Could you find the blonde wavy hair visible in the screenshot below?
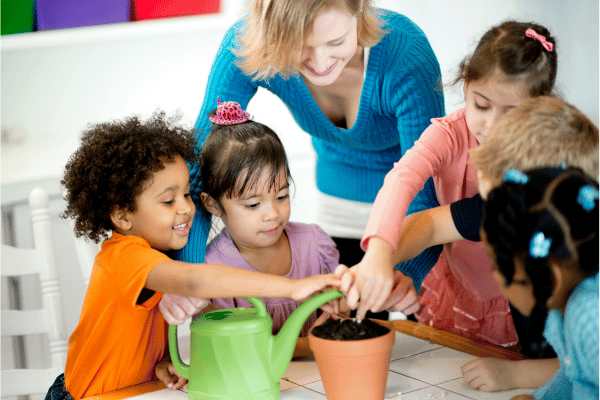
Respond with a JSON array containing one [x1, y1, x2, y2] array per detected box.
[[236, 0, 385, 80], [471, 96, 599, 189]]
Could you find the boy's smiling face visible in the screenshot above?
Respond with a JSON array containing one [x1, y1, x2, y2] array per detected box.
[[113, 154, 195, 251]]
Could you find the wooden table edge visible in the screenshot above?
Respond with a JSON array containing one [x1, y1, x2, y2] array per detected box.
[[392, 319, 526, 361], [83, 321, 525, 399], [82, 379, 167, 400]]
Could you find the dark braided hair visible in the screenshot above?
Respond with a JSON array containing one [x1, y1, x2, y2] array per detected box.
[[484, 167, 599, 311]]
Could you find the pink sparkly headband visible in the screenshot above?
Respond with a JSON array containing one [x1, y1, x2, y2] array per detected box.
[[209, 98, 250, 125], [525, 28, 553, 52]]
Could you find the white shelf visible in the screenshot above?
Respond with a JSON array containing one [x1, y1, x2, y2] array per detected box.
[[1, 0, 246, 50]]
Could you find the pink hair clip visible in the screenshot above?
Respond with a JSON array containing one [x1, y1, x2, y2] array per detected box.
[[209, 97, 250, 125], [525, 28, 553, 52]]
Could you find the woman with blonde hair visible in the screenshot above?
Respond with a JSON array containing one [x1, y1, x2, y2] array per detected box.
[[169, 0, 445, 321]]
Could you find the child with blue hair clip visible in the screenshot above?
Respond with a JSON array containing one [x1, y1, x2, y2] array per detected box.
[[483, 167, 598, 399]]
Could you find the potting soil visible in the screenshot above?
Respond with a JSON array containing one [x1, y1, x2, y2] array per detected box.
[[311, 318, 389, 340]]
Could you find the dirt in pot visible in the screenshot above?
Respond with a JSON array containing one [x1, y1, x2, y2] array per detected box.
[[311, 318, 390, 340]]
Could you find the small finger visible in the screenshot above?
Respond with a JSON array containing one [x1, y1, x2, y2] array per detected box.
[[357, 280, 376, 313], [340, 272, 354, 294], [334, 264, 349, 276], [346, 284, 360, 309], [400, 301, 420, 316], [371, 281, 393, 312], [171, 377, 188, 390]]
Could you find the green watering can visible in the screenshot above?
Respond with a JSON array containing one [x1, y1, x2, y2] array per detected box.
[[169, 289, 343, 400]]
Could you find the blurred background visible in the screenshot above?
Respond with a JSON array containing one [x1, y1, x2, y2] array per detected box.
[[1, 1, 598, 395]]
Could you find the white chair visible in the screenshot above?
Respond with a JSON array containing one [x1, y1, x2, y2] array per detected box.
[[63, 189, 100, 287], [70, 221, 99, 287], [1, 188, 68, 397]]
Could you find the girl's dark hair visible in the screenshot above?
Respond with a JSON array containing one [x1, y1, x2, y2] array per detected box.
[[454, 20, 557, 96], [200, 110, 292, 216], [483, 167, 599, 309], [61, 111, 200, 243]]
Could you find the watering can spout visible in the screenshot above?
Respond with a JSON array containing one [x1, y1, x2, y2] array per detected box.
[[271, 289, 343, 379]]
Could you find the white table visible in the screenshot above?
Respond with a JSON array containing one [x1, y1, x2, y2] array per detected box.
[[85, 321, 533, 400]]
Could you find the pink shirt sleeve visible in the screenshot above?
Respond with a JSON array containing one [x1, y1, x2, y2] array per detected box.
[[361, 110, 470, 251]]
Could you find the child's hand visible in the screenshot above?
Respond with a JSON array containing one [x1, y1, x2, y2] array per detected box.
[[155, 358, 187, 390], [159, 294, 210, 325], [379, 270, 419, 316], [461, 358, 518, 392], [337, 241, 396, 320], [319, 296, 350, 318], [289, 273, 341, 301]]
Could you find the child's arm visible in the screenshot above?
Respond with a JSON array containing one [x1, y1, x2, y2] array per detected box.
[[146, 260, 340, 300], [347, 204, 464, 320]]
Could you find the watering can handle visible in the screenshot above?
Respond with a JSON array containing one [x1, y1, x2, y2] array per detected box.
[[243, 297, 269, 317], [168, 324, 189, 379]]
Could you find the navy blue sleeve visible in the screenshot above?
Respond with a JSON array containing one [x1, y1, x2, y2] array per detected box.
[[395, 178, 443, 292], [449, 194, 485, 242]]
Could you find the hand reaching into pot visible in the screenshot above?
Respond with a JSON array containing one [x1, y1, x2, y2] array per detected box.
[[334, 264, 420, 321]]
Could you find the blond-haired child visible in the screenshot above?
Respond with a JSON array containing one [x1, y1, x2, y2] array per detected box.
[[338, 95, 598, 391]]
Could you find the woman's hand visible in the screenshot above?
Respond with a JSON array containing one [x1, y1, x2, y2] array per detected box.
[[159, 294, 210, 325], [155, 355, 187, 390], [288, 273, 341, 302]]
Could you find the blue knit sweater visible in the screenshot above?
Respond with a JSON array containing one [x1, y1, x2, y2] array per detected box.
[[177, 9, 445, 288]]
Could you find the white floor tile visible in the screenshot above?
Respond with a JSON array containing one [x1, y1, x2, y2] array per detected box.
[[389, 347, 477, 385], [282, 355, 322, 385], [279, 386, 327, 399], [439, 378, 534, 400], [386, 386, 474, 400], [384, 371, 436, 398], [391, 332, 444, 360], [301, 370, 430, 399], [130, 389, 187, 399], [280, 379, 301, 391]]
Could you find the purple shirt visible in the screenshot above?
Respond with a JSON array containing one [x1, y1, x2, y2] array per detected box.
[[207, 222, 340, 336]]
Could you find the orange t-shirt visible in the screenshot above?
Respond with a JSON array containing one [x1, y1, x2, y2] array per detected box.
[[65, 233, 169, 399]]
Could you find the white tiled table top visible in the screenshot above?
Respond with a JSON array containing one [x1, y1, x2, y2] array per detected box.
[[131, 330, 533, 400]]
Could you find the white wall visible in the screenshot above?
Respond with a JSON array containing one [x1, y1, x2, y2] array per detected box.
[[379, 0, 599, 122], [1, 0, 598, 365]]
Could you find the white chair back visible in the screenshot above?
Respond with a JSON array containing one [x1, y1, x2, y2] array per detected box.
[[63, 190, 100, 286], [1, 188, 68, 397]]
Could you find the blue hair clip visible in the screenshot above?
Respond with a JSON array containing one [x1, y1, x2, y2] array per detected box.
[[560, 162, 567, 169], [577, 185, 599, 212], [529, 232, 552, 258], [504, 169, 529, 184]]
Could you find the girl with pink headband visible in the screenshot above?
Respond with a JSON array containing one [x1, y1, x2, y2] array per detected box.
[[343, 17, 558, 367]]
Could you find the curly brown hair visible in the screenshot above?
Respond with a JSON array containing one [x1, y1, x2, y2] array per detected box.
[[61, 111, 200, 243]]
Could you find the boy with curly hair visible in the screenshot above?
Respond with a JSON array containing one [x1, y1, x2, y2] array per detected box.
[[46, 112, 340, 399]]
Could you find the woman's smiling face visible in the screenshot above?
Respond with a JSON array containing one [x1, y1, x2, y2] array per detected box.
[[298, 7, 359, 87]]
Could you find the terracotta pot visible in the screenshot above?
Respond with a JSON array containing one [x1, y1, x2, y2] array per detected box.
[[308, 319, 395, 400]]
